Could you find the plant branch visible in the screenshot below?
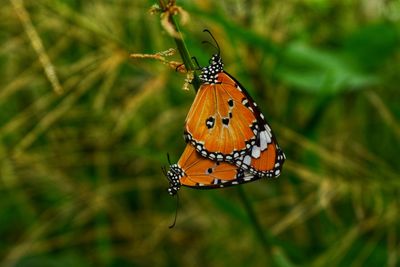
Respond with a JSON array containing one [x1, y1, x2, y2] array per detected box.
[[158, 0, 201, 91]]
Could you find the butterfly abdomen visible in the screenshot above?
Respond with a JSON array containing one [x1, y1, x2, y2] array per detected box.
[[166, 164, 185, 195]]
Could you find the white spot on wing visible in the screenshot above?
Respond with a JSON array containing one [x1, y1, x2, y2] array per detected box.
[[260, 131, 271, 150], [243, 155, 251, 165], [251, 146, 261, 158]]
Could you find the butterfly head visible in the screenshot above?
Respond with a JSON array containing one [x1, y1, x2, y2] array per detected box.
[[199, 54, 224, 84], [165, 164, 184, 196]]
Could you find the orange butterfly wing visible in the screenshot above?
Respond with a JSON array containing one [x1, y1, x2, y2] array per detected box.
[[236, 139, 285, 177], [183, 54, 285, 179], [185, 72, 258, 161], [230, 105, 285, 176], [166, 145, 261, 194]]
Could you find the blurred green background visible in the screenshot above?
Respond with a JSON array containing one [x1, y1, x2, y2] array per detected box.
[[1, 0, 400, 266]]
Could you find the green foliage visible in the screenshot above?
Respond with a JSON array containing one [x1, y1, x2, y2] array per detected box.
[[276, 41, 380, 94], [1, 0, 400, 266]]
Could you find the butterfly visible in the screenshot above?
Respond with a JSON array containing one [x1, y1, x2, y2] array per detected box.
[[184, 30, 285, 177], [165, 144, 262, 196]]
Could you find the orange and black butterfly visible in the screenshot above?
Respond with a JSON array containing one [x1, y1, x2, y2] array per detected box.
[[184, 30, 285, 177], [165, 144, 261, 195]]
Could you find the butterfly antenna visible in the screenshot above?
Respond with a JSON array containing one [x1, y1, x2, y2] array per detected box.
[[166, 153, 172, 165], [169, 193, 180, 229], [203, 29, 220, 55]]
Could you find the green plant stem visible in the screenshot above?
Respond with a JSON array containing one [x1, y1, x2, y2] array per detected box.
[[237, 187, 274, 258], [158, 0, 201, 91]]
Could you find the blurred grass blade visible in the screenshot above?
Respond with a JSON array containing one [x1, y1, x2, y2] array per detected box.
[[11, 0, 63, 95]]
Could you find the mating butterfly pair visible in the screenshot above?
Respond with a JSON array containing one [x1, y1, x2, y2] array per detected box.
[[165, 32, 285, 195]]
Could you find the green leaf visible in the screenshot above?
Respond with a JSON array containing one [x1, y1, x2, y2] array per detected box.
[[276, 42, 379, 94], [343, 23, 400, 71]]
